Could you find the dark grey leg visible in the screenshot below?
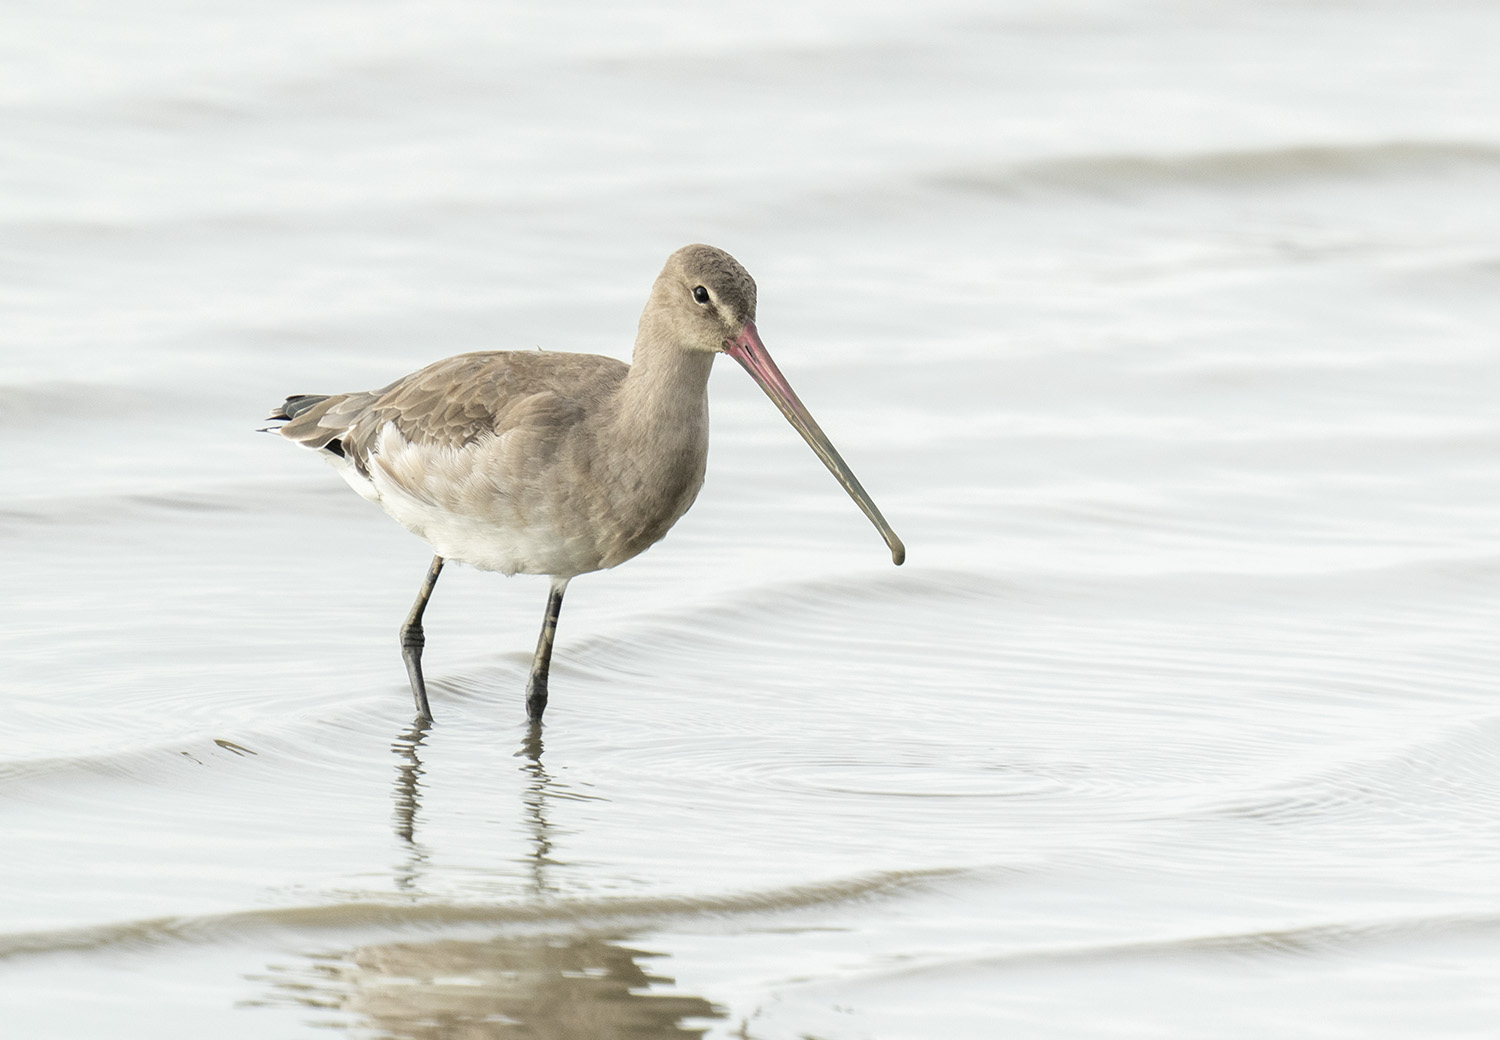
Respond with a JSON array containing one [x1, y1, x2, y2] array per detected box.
[[525, 576, 570, 722], [400, 555, 445, 721]]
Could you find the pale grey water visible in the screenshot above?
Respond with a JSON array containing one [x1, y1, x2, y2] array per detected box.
[[4, 1, 1500, 1037]]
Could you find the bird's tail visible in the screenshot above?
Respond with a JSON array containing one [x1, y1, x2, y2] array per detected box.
[[266, 394, 331, 423], [261, 392, 366, 458]]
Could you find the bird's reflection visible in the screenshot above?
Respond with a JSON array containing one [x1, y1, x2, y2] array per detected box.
[[255, 931, 722, 1039], [251, 711, 723, 1038]]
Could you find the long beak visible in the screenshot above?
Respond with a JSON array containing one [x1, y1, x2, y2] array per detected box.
[[725, 322, 906, 566]]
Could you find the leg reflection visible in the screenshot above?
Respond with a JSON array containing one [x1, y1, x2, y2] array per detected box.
[[391, 713, 432, 891], [390, 714, 562, 897], [515, 719, 557, 898]]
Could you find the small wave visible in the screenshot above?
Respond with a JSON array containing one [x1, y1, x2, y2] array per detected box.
[[1205, 712, 1500, 834], [0, 867, 960, 962], [0, 381, 154, 428], [0, 479, 350, 527], [874, 908, 1500, 981], [936, 141, 1500, 197]]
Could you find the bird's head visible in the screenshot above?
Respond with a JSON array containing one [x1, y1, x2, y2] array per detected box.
[[645, 243, 759, 354]]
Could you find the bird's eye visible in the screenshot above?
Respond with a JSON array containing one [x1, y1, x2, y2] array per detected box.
[[692, 285, 710, 304]]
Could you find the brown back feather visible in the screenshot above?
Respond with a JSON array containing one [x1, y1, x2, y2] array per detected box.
[[278, 351, 630, 475]]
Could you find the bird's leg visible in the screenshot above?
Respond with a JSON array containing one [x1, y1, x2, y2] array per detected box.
[[400, 555, 446, 721], [525, 576, 570, 722]]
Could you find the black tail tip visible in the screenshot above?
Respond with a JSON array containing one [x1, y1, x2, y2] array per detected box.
[[266, 393, 327, 423]]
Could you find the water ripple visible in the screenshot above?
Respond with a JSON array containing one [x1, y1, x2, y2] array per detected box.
[[0, 867, 959, 963]]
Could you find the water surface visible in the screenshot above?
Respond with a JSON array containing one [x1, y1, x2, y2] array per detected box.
[[4, 1, 1500, 1036]]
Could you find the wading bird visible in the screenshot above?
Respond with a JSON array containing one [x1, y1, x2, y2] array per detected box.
[[268, 245, 904, 722]]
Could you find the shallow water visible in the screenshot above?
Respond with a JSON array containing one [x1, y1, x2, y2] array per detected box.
[[5, 1, 1500, 1036]]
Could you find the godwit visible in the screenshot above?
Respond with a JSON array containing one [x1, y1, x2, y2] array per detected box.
[[267, 244, 904, 722]]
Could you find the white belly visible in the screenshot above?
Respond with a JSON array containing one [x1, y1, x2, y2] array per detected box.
[[324, 420, 699, 578]]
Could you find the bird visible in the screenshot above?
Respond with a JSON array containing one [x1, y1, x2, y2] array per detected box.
[[266, 244, 904, 723]]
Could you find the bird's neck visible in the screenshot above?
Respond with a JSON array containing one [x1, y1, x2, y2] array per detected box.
[[586, 325, 713, 541], [616, 325, 717, 431]]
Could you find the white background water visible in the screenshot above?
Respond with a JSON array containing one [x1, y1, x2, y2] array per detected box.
[[4, 1, 1500, 1036]]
